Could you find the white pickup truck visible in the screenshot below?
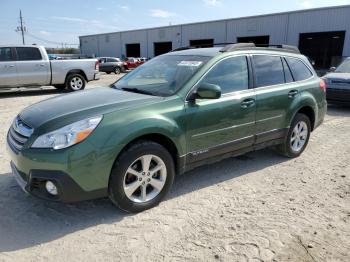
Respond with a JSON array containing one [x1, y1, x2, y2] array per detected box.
[[0, 45, 100, 91]]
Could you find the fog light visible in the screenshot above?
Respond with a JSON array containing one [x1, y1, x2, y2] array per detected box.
[[45, 181, 58, 195]]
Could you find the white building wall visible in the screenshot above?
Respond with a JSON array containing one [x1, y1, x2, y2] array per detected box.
[[80, 5, 350, 58]]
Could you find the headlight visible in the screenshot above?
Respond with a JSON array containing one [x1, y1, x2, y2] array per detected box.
[[31, 116, 103, 150]]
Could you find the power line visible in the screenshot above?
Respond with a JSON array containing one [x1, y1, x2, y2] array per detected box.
[[26, 32, 78, 46]]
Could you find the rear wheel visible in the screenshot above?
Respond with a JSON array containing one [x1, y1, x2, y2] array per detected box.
[[108, 141, 175, 213], [66, 74, 86, 91], [275, 113, 311, 158]]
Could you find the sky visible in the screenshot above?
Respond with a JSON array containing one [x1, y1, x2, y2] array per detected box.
[[0, 0, 349, 47]]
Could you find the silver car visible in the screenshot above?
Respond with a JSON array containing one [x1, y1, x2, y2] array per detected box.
[[98, 57, 127, 74]]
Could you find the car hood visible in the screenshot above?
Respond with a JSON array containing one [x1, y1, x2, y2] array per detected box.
[[19, 87, 163, 129]]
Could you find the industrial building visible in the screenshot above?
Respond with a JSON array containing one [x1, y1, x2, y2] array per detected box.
[[79, 5, 350, 69]]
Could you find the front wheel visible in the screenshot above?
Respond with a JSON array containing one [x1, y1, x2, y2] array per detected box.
[[275, 113, 311, 158], [114, 67, 121, 74], [108, 141, 175, 213], [66, 74, 86, 91]]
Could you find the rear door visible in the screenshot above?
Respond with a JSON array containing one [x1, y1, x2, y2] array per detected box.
[[186, 55, 256, 162], [0, 47, 18, 87], [252, 54, 301, 144], [15, 47, 50, 86]]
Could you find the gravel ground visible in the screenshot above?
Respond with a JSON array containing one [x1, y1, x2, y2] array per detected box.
[[0, 74, 349, 262]]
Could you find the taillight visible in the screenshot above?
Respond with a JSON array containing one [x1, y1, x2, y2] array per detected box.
[[320, 79, 327, 92], [95, 61, 99, 71]]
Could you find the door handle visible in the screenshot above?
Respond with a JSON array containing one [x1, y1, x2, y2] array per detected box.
[[36, 64, 45, 67], [241, 98, 255, 108], [288, 90, 299, 98], [5, 65, 15, 68]]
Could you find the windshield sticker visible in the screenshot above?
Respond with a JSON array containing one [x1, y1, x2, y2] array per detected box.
[[178, 61, 203, 67]]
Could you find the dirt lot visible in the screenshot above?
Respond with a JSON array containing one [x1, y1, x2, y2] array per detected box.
[[0, 74, 349, 262]]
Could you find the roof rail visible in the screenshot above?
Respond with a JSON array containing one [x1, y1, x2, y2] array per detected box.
[[255, 44, 300, 53], [171, 43, 300, 54], [220, 43, 256, 52], [220, 43, 300, 53]]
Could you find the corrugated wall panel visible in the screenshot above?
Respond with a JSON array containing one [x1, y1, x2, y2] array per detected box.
[[121, 30, 148, 57], [147, 26, 181, 57], [227, 14, 288, 44], [287, 6, 350, 56], [181, 21, 226, 45], [97, 33, 122, 57], [80, 5, 350, 58]]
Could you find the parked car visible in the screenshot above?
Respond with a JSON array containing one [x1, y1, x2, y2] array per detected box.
[[7, 43, 326, 213], [0, 46, 99, 91], [98, 57, 127, 74], [323, 57, 350, 105], [124, 57, 143, 70]]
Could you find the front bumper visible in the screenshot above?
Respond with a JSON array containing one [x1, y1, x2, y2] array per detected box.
[[10, 161, 107, 202]]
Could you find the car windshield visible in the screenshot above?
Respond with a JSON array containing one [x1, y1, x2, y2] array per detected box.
[[335, 59, 350, 73], [112, 55, 211, 96]]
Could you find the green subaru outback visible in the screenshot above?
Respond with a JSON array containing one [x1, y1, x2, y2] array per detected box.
[[7, 43, 327, 212]]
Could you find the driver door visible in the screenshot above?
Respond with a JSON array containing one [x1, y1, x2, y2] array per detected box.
[[185, 56, 256, 163]]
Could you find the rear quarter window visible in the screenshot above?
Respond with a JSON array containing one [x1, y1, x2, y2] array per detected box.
[[286, 57, 313, 81], [253, 55, 285, 87], [16, 47, 42, 61]]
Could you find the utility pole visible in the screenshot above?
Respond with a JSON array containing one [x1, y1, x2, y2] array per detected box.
[[15, 10, 26, 45]]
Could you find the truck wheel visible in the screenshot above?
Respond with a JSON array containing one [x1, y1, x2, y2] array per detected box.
[[114, 67, 121, 74], [275, 113, 311, 158], [108, 141, 175, 213], [66, 74, 86, 91]]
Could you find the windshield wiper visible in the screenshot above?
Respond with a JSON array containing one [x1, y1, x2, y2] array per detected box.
[[120, 87, 156, 96]]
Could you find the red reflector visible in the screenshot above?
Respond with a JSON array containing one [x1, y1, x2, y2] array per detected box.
[[320, 79, 327, 92], [95, 61, 99, 71]]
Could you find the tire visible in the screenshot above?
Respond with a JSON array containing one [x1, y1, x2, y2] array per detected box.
[[66, 74, 86, 91], [275, 113, 311, 158], [114, 67, 121, 74], [53, 85, 66, 90], [108, 141, 175, 213]]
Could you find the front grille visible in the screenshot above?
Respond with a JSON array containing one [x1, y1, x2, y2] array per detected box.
[[7, 116, 33, 154]]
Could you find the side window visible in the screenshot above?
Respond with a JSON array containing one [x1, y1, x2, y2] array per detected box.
[[199, 56, 249, 94], [282, 58, 294, 83], [0, 47, 13, 61], [253, 55, 285, 87], [286, 57, 313, 81], [16, 47, 42, 61]]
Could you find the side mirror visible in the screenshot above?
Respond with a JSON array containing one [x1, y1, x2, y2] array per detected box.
[[190, 83, 221, 101], [329, 67, 336, 72]]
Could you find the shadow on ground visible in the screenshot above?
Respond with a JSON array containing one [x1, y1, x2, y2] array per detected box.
[[0, 87, 67, 98], [0, 149, 288, 252], [327, 104, 350, 117]]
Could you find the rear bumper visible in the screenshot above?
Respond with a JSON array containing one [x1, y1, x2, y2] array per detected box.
[[10, 161, 107, 203], [327, 89, 350, 104]]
